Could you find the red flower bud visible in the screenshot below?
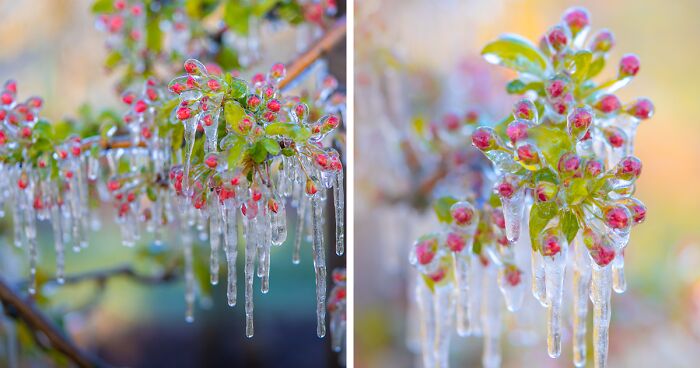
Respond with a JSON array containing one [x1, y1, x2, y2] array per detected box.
[[590, 29, 614, 52], [626, 98, 654, 120], [614, 156, 642, 181], [619, 54, 640, 77], [604, 205, 630, 230], [558, 152, 581, 176], [450, 202, 476, 226], [471, 127, 498, 151], [506, 120, 529, 144], [446, 232, 467, 253], [176, 107, 192, 120]]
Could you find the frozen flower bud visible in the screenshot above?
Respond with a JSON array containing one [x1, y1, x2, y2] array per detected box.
[[506, 120, 529, 144], [626, 98, 654, 120], [205, 154, 218, 169], [184, 59, 206, 75], [562, 7, 590, 36], [176, 106, 191, 120], [604, 127, 627, 148], [413, 237, 439, 265], [567, 106, 594, 140], [269, 63, 286, 81], [614, 156, 642, 181], [604, 204, 631, 230], [557, 152, 581, 176], [545, 77, 569, 99], [305, 179, 318, 196], [504, 265, 523, 286], [246, 94, 262, 110], [266, 99, 281, 113], [513, 99, 537, 122], [547, 25, 569, 52], [450, 201, 476, 226], [267, 198, 279, 214], [583, 228, 616, 266], [595, 94, 621, 114], [619, 54, 640, 78], [535, 181, 558, 202], [134, 100, 148, 113], [517, 143, 540, 165], [495, 178, 516, 199], [446, 232, 467, 253], [471, 127, 498, 151], [624, 198, 647, 225], [585, 159, 604, 177], [590, 29, 615, 52], [540, 228, 563, 257]]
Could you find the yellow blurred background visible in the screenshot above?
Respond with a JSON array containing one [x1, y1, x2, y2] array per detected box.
[[354, 0, 700, 367]]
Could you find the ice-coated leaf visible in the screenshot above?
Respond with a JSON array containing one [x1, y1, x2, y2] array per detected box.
[[529, 125, 573, 167], [560, 208, 580, 243], [261, 138, 281, 156], [529, 202, 557, 251], [433, 196, 458, 224], [224, 101, 246, 131], [481, 34, 549, 78], [264, 122, 311, 142], [569, 50, 593, 82]]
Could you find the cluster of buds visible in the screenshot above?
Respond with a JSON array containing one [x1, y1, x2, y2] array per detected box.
[[471, 7, 651, 366], [303, 0, 339, 28]]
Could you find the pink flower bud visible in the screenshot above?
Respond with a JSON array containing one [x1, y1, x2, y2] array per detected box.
[[446, 232, 467, 253], [605, 127, 626, 148], [547, 25, 569, 51], [517, 143, 540, 165], [558, 152, 581, 175], [540, 229, 562, 257], [506, 120, 529, 144], [450, 202, 476, 226], [513, 99, 537, 122], [415, 238, 438, 265], [585, 159, 603, 177], [614, 156, 642, 181], [590, 29, 615, 52], [567, 106, 593, 140], [545, 78, 568, 99], [535, 181, 558, 202], [626, 98, 654, 120], [604, 205, 630, 230], [595, 94, 621, 114], [176, 106, 191, 120], [619, 54, 640, 77], [471, 127, 498, 151], [562, 7, 590, 35], [504, 265, 523, 286]]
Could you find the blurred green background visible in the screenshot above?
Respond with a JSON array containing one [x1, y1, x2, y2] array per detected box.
[[0, 0, 345, 366], [354, 0, 700, 367]]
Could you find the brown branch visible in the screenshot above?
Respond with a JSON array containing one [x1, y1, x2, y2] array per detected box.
[[279, 17, 346, 90], [45, 263, 180, 287], [0, 278, 103, 368]]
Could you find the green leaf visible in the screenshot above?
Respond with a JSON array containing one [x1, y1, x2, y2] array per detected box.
[[91, 0, 114, 13], [534, 168, 558, 184], [249, 141, 268, 164], [228, 136, 246, 168], [228, 78, 248, 100], [529, 125, 573, 168], [264, 122, 311, 142], [261, 138, 281, 156], [481, 34, 549, 77], [281, 147, 295, 157], [217, 46, 241, 70], [586, 56, 606, 79], [433, 196, 458, 224], [277, 1, 304, 24], [529, 202, 557, 251], [569, 50, 592, 83], [506, 79, 544, 95], [224, 101, 246, 131], [421, 274, 436, 293], [146, 187, 157, 202], [565, 178, 588, 205], [32, 120, 53, 141], [559, 208, 579, 244], [117, 157, 131, 174]]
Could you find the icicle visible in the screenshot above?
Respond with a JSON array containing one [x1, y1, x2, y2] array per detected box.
[[183, 230, 195, 323], [260, 244, 271, 294], [467, 254, 483, 335], [293, 195, 307, 264], [611, 251, 626, 293], [334, 170, 345, 256], [543, 245, 567, 358], [500, 185, 525, 244], [311, 195, 327, 338], [415, 280, 436, 368], [498, 264, 525, 312], [245, 217, 257, 338], [182, 118, 197, 197], [432, 283, 455, 368], [481, 264, 502, 368], [209, 199, 221, 285], [531, 249, 547, 306], [573, 236, 592, 367], [453, 253, 470, 336], [223, 202, 238, 306], [590, 264, 612, 368], [49, 196, 65, 284]]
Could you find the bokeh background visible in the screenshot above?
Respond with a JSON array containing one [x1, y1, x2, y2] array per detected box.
[[0, 0, 346, 367], [354, 0, 700, 367]]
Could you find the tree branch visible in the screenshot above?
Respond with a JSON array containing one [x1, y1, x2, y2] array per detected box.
[[0, 278, 104, 368]]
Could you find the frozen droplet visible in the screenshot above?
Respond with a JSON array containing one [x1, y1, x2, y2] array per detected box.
[[590, 264, 612, 368], [531, 248, 548, 306]]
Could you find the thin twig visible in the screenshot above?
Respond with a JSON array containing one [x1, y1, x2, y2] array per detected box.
[[0, 278, 104, 368]]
